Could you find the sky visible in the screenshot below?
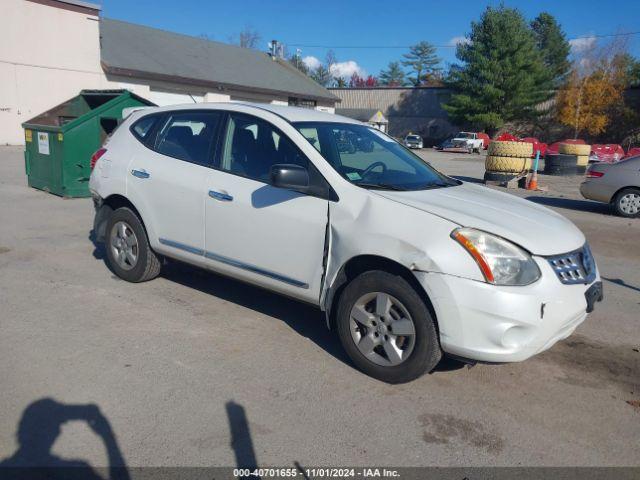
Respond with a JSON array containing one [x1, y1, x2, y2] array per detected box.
[[100, 0, 640, 79]]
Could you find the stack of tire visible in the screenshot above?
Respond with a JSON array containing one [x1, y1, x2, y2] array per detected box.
[[559, 143, 591, 174], [484, 141, 533, 182], [544, 143, 590, 176]]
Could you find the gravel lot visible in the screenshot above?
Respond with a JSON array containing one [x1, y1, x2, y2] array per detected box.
[[0, 145, 638, 469]]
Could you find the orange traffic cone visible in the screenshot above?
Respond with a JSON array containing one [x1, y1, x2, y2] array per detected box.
[[527, 169, 538, 190], [527, 151, 540, 190]]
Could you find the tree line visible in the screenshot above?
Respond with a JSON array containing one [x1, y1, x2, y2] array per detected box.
[[228, 9, 640, 143]]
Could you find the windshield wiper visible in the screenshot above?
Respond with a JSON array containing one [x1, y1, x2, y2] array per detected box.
[[355, 182, 407, 191], [420, 182, 454, 189]]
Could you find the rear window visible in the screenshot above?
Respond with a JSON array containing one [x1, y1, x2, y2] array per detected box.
[[131, 115, 158, 141]]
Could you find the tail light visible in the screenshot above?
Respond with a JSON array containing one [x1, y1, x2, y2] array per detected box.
[[90, 148, 107, 171], [586, 170, 605, 178]]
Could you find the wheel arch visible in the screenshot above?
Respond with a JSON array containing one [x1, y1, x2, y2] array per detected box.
[[610, 185, 640, 204], [94, 194, 146, 243], [324, 254, 439, 334]]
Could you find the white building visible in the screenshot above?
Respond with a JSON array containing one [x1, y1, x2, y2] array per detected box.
[[0, 0, 338, 145]]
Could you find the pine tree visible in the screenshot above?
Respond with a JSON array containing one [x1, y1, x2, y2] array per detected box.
[[401, 42, 441, 86], [444, 6, 554, 134], [379, 62, 407, 86], [311, 65, 332, 87], [531, 12, 571, 85], [288, 52, 308, 75]]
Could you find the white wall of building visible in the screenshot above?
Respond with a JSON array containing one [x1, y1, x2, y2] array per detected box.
[[0, 0, 108, 144], [1, 0, 336, 145]]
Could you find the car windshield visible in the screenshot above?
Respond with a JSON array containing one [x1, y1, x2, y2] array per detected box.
[[406, 135, 420, 141], [293, 122, 458, 191], [456, 132, 474, 139]]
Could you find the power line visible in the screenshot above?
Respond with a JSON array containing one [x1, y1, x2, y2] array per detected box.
[[286, 30, 640, 50]]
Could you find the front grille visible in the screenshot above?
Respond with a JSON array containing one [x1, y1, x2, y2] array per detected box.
[[546, 244, 596, 285]]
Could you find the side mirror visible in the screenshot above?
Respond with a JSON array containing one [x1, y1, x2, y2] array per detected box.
[[270, 164, 309, 190]]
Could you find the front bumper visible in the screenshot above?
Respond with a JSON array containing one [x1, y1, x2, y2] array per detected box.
[[414, 257, 601, 362]]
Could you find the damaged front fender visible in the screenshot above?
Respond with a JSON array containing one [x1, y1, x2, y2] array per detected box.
[[320, 190, 485, 327]]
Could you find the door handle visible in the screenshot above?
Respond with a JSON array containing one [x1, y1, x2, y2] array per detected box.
[[208, 190, 233, 201], [131, 169, 150, 179]]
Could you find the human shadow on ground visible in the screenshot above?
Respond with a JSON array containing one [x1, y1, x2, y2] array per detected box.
[[0, 398, 129, 480]]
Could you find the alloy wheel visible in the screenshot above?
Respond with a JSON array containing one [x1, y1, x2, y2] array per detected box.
[[109, 221, 139, 271], [349, 292, 416, 367]]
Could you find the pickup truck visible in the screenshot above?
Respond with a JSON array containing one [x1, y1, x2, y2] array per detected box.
[[451, 132, 484, 154]]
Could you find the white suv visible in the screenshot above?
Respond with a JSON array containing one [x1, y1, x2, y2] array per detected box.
[[89, 103, 602, 383]]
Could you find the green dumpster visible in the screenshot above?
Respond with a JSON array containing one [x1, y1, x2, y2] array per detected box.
[[22, 90, 155, 198]]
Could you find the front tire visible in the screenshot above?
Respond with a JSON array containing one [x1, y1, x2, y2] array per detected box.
[[336, 271, 441, 383], [105, 207, 161, 282], [613, 188, 640, 218]]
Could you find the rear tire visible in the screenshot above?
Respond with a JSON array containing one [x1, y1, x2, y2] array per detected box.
[[105, 207, 161, 282], [613, 188, 640, 218], [335, 271, 441, 383]]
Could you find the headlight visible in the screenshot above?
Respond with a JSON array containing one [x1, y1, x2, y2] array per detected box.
[[451, 228, 541, 285]]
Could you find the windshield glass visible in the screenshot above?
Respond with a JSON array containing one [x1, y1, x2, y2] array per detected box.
[[293, 122, 458, 191], [406, 135, 420, 141]]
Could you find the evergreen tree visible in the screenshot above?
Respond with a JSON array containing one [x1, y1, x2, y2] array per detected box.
[[311, 64, 333, 87], [379, 62, 407, 86], [288, 51, 308, 75], [401, 42, 441, 86], [444, 6, 554, 134], [531, 12, 571, 85]]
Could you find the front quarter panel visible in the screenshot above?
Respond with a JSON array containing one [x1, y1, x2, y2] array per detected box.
[[323, 189, 485, 306]]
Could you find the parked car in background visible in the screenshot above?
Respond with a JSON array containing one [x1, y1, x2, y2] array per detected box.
[[403, 134, 423, 149], [580, 155, 640, 217], [451, 132, 484, 153], [521, 137, 547, 158], [89, 102, 602, 383], [591, 144, 625, 163]]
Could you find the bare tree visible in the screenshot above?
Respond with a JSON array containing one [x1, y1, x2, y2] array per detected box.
[[229, 26, 261, 49]]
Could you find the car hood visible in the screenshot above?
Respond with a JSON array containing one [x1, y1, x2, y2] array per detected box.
[[373, 182, 585, 256], [452, 137, 471, 142]]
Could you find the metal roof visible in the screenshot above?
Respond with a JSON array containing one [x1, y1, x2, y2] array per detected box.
[[100, 18, 338, 103], [329, 87, 451, 117]]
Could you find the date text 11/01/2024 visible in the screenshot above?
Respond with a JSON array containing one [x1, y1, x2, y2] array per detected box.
[[234, 468, 400, 478]]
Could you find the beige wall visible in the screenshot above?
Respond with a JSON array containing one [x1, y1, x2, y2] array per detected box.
[[0, 0, 109, 144], [1, 0, 335, 145]]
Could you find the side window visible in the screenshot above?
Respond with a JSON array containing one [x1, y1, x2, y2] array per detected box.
[[130, 115, 158, 142], [220, 113, 308, 183], [154, 112, 221, 166]]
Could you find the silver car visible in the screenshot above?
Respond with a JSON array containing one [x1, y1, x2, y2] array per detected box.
[[403, 134, 423, 149], [580, 156, 640, 217]]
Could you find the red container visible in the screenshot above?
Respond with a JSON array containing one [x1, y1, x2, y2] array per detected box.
[[521, 137, 547, 158], [477, 132, 490, 149], [496, 133, 518, 142], [625, 147, 640, 158], [592, 144, 625, 163]]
